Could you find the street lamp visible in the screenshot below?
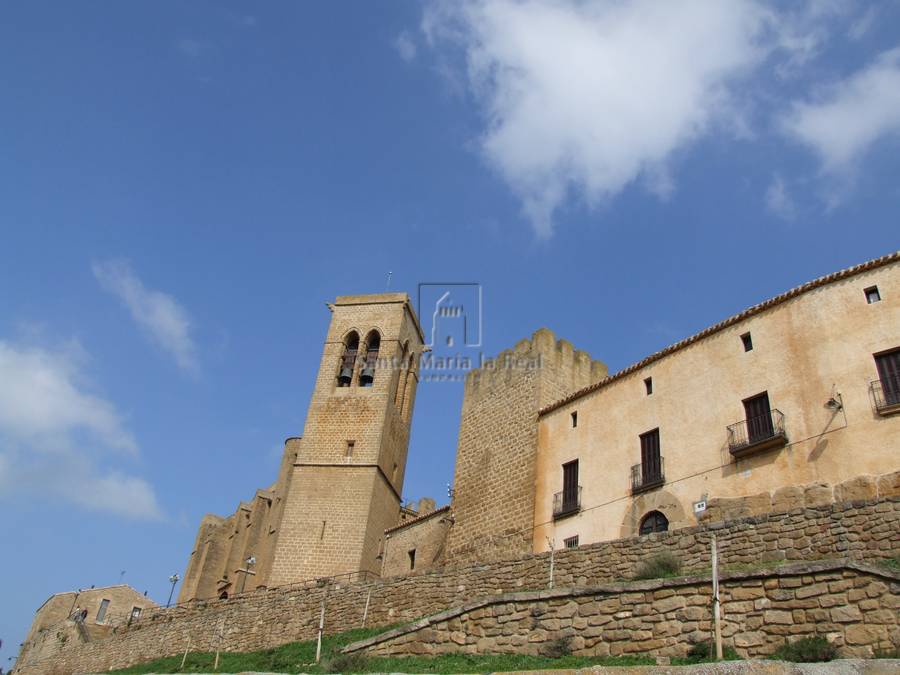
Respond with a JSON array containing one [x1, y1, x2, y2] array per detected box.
[[166, 573, 180, 607]]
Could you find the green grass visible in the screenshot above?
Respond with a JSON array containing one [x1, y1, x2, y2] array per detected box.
[[108, 625, 655, 674], [877, 556, 900, 572]]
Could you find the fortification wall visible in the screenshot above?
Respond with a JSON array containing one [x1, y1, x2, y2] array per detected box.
[[351, 560, 899, 659], [444, 328, 607, 566], [14, 490, 900, 675]]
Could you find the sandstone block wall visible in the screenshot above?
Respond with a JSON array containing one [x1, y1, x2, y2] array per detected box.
[[351, 560, 899, 659], [14, 496, 899, 675], [268, 294, 424, 588], [383, 506, 452, 577], [445, 328, 607, 566]]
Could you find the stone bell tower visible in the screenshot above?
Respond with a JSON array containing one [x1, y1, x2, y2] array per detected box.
[[267, 293, 424, 586]]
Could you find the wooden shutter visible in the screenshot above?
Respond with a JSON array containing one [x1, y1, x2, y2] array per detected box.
[[876, 349, 900, 404], [743, 392, 773, 442], [640, 429, 661, 481], [562, 460, 578, 507]]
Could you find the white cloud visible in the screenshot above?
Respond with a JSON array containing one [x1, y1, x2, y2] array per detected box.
[[176, 37, 211, 59], [765, 174, 796, 221], [423, 0, 773, 236], [0, 340, 162, 520], [394, 31, 417, 63], [781, 48, 900, 174], [847, 6, 877, 41], [93, 260, 199, 373]]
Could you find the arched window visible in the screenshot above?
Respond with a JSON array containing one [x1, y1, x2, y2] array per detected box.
[[359, 331, 380, 387], [337, 332, 359, 387], [639, 510, 669, 535]]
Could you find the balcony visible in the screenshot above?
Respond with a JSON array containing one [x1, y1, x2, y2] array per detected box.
[[552, 486, 581, 520], [631, 458, 665, 495], [727, 409, 788, 458], [871, 376, 900, 416]]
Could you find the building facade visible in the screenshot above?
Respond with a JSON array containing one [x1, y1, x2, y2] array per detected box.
[[174, 253, 900, 586], [386, 251, 900, 573], [534, 253, 900, 551]]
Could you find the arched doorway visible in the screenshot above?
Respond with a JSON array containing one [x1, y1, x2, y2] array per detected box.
[[639, 510, 669, 535]]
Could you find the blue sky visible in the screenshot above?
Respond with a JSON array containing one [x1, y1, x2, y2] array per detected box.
[[2, 0, 899, 664]]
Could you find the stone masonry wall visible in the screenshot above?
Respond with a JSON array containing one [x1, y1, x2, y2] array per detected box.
[[445, 328, 607, 566], [350, 560, 898, 659], [14, 495, 900, 675], [383, 507, 452, 577]]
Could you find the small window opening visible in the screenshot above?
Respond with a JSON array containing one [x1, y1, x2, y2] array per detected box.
[[130, 606, 142, 621], [96, 599, 110, 623], [408, 549, 416, 570], [571, 411, 577, 428], [644, 377, 653, 395], [563, 535, 579, 549], [741, 332, 753, 352], [345, 440, 355, 459], [865, 286, 881, 304], [639, 511, 669, 535]]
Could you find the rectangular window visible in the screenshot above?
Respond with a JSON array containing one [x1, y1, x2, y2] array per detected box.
[[741, 332, 753, 352], [644, 377, 653, 395], [96, 599, 110, 623], [639, 428, 661, 484], [130, 607, 142, 621], [865, 286, 881, 304], [562, 460, 579, 510], [564, 535, 579, 549], [875, 349, 900, 406], [570, 411, 577, 428], [408, 549, 416, 570], [743, 391, 774, 442]]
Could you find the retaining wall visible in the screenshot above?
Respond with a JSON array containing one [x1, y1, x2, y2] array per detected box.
[[346, 560, 899, 659], [14, 495, 900, 675]]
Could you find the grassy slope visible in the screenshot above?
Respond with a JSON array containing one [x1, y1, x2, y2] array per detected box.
[[109, 626, 655, 674]]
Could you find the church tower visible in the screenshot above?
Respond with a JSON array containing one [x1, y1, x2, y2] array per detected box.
[[267, 293, 424, 586]]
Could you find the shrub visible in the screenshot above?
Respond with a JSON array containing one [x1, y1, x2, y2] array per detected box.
[[772, 637, 838, 663], [319, 651, 369, 673], [681, 640, 739, 663], [540, 636, 572, 659], [633, 552, 682, 580]]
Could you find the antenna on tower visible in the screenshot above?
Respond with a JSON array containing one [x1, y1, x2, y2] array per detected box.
[[386, 271, 393, 291]]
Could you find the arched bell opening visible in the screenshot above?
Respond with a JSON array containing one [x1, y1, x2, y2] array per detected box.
[[337, 331, 359, 387], [360, 331, 381, 387]]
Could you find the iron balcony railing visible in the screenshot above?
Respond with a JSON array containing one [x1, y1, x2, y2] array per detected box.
[[871, 375, 900, 414], [631, 457, 665, 494], [727, 409, 787, 457], [552, 486, 581, 520]]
